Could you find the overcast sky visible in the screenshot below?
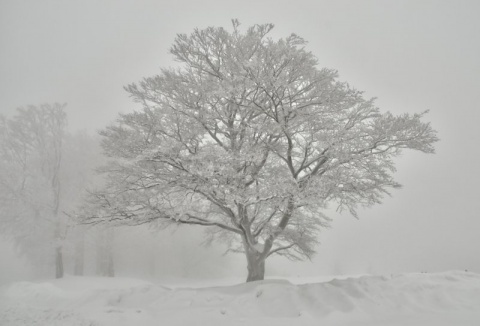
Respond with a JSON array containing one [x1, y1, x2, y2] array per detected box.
[[1, 0, 479, 276]]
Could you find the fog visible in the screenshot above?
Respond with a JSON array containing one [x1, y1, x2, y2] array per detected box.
[[1, 0, 480, 284]]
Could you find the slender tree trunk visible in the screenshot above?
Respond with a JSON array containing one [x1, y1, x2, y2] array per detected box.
[[73, 228, 85, 276], [54, 221, 64, 279], [96, 227, 115, 277], [105, 227, 114, 277], [96, 230, 105, 276], [55, 246, 64, 278]]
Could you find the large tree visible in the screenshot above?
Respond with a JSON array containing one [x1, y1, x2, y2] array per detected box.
[[86, 21, 438, 282]]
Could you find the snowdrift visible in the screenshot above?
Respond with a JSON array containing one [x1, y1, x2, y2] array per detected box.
[[1, 271, 480, 325]]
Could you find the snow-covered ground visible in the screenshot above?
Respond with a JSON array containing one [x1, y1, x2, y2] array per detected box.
[[1, 271, 480, 326]]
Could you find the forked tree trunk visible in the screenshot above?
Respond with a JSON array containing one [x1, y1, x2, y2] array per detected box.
[[242, 198, 294, 282]]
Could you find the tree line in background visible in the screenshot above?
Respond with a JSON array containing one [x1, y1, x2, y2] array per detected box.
[[0, 104, 114, 278], [0, 21, 438, 282], [0, 104, 235, 280]]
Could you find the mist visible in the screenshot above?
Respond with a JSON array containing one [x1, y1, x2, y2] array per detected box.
[[1, 0, 480, 287]]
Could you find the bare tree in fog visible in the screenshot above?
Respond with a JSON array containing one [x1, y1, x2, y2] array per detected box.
[[82, 21, 438, 282], [0, 104, 67, 278], [0, 106, 104, 278], [60, 131, 105, 276], [94, 227, 115, 277]]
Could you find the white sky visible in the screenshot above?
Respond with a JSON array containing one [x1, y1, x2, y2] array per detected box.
[[1, 0, 479, 275]]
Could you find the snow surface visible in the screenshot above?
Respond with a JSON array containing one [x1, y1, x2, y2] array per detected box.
[[1, 271, 480, 326]]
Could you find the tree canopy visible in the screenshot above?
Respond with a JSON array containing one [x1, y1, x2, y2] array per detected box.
[[85, 21, 438, 281]]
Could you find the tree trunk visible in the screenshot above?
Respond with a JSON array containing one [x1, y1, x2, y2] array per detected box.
[[55, 246, 64, 278], [95, 229, 105, 276], [245, 249, 266, 282], [73, 230, 85, 276], [105, 227, 114, 277], [54, 220, 64, 279], [96, 227, 115, 277]]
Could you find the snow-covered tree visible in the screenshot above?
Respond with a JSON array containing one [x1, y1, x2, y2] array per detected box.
[[84, 21, 438, 282], [0, 106, 104, 278], [0, 104, 67, 278]]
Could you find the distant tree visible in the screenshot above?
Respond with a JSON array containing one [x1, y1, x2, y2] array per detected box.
[[94, 227, 115, 277], [60, 131, 105, 276], [0, 104, 67, 278], [84, 21, 438, 282]]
